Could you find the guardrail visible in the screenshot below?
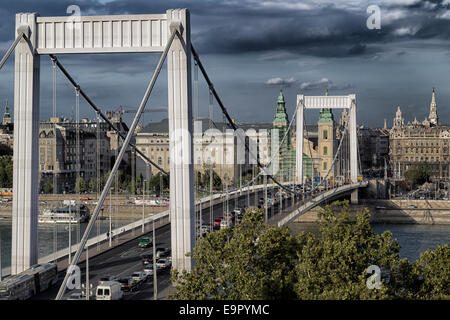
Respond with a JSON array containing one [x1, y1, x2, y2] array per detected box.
[[275, 181, 368, 227], [36, 183, 280, 262], [0, 182, 287, 277]]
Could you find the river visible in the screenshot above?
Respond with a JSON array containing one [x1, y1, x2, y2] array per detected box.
[[288, 222, 450, 262], [0, 218, 133, 275], [1, 218, 449, 275]]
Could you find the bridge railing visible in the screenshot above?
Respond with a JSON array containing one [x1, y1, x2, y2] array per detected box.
[[30, 183, 280, 268], [274, 181, 368, 227]]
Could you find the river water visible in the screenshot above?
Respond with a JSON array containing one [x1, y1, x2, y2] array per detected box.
[[1, 218, 449, 274], [0, 218, 133, 274], [288, 222, 450, 262]]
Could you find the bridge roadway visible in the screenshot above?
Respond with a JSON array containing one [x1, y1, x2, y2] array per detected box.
[[31, 182, 366, 299], [31, 186, 303, 300]]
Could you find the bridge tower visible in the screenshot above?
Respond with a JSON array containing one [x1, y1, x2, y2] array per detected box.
[[296, 94, 358, 203], [11, 10, 195, 275]]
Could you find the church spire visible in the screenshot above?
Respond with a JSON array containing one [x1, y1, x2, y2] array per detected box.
[[319, 88, 333, 123], [2, 100, 11, 125], [429, 88, 438, 126]]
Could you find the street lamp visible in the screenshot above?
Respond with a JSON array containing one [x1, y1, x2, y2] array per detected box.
[[142, 180, 147, 233]]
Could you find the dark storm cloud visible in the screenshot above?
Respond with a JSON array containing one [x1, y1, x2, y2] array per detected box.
[[2, 0, 450, 59]]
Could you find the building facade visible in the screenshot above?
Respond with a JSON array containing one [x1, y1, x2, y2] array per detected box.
[[38, 117, 112, 193], [389, 89, 450, 181]]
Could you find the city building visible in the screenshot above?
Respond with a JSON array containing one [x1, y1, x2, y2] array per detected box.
[[135, 118, 249, 185], [358, 126, 390, 175], [38, 117, 112, 193], [389, 89, 450, 181]]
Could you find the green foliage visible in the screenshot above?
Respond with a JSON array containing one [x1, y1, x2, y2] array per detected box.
[[404, 163, 431, 186], [294, 201, 398, 299], [43, 179, 53, 194], [170, 208, 299, 300], [410, 245, 450, 299], [75, 175, 87, 193], [148, 173, 169, 195], [0, 155, 13, 188], [197, 167, 223, 190], [170, 200, 450, 300]]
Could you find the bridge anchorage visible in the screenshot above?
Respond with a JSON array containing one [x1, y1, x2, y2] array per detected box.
[[0, 8, 367, 301]]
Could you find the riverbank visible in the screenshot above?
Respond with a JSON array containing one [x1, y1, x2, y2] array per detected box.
[[294, 199, 450, 225], [0, 193, 168, 220]]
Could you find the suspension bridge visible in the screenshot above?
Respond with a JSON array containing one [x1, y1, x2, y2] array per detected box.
[[0, 9, 367, 300]]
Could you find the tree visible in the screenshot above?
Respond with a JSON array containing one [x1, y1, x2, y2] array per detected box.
[[294, 201, 400, 299], [0, 155, 13, 188], [199, 167, 222, 190], [410, 244, 450, 299], [75, 175, 87, 193], [404, 163, 431, 186], [43, 180, 53, 194], [170, 208, 299, 299], [148, 173, 169, 195], [170, 200, 450, 300]]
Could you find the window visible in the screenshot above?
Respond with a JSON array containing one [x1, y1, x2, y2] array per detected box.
[[323, 162, 327, 170], [323, 129, 328, 140], [323, 146, 328, 156], [158, 157, 162, 165]]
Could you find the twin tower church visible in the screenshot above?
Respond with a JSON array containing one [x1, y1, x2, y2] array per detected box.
[[270, 88, 337, 183]]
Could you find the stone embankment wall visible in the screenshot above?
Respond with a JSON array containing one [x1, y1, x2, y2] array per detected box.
[[294, 199, 450, 225]]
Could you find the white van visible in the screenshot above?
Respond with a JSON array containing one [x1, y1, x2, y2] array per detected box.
[[96, 281, 123, 300]]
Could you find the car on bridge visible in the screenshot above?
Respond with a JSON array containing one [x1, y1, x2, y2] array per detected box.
[[98, 275, 118, 285], [138, 237, 153, 248], [143, 264, 160, 277], [220, 219, 233, 229], [213, 217, 223, 230], [200, 224, 212, 235], [131, 271, 148, 284], [155, 258, 171, 270], [118, 277, 139, 292], [156, 246, 171, 258], [141, 253, 154, 265]]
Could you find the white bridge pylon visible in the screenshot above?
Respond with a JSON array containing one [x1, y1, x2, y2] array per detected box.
[[296, 94, 358, 185], [11, 10, 194, 276]]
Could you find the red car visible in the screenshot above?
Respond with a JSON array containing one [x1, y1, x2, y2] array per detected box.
[[213, 217, 223, 229], [80, 197, 90, 201]]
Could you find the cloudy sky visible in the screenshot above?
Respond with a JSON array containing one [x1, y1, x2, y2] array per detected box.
[[1, 0, 450, 127]]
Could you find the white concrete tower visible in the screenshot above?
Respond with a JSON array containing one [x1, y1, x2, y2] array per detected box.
[[166, 9, 195, 272], [11, 13, 40, 274]]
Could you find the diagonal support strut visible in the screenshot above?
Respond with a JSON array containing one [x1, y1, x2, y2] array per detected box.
[[55, 29, 179, 300]]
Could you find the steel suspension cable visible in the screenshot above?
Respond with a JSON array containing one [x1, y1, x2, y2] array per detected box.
[[192, 44, 304, 196], [48, 54, 168, 176]]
